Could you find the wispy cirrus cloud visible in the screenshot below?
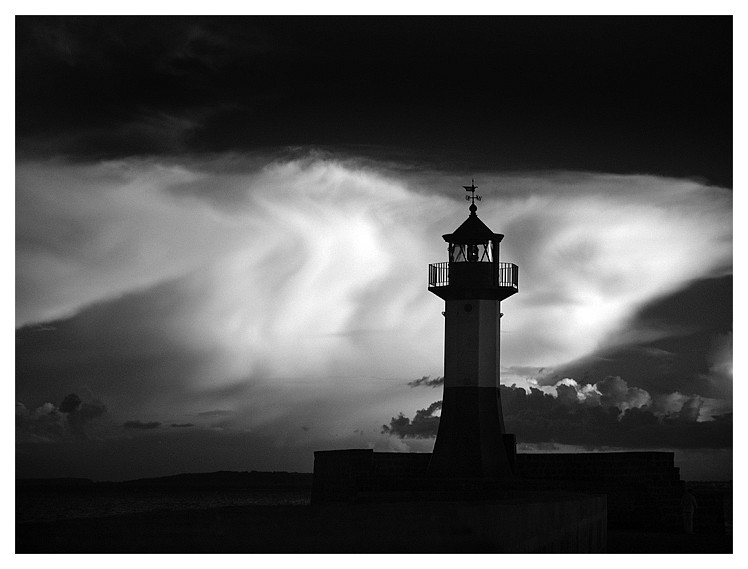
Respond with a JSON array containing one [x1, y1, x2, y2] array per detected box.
[[16, 156, 731, 373]]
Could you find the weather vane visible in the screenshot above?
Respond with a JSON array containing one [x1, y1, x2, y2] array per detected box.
[[463, 179, 482, 206]]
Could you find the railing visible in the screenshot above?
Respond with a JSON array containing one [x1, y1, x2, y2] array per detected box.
[[498, 262, 519, 289], [428, 261, 519, 289], [429, 262, 450, 288]]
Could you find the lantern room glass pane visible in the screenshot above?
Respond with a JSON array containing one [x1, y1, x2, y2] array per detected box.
[[449, 241, 493, 262], [449, 243, 466, 262]]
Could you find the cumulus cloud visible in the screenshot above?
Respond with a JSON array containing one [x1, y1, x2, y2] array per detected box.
[[16, 393, 107, 442], [653, 392, 700, 418], [596, 376, 652, 411], [501, 383, 730, 449], [16, 402, 65, 443], [381, 401, 442, 439], [383, 377, 731, 449]]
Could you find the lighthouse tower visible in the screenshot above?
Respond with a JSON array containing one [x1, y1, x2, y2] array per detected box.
[[427, 181, 519, 478]]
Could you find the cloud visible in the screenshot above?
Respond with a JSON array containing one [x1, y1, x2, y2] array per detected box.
[[123, 421, 161, 430], [15, 155, 731, 478], [59, 393, 83, 414], [383, 377, 731, 450], [60, 394, 107, 438], [16, 18, 278, 161], [407, 376, 444, 388], [16, 393, 107, 442], [595, 376, 652, 411], [703, 331, 732, 397], [16, 158, 731, 383], [197, 410, 234, 417], [170, 423, 195, 428], [381, 401, 442, 439], [16, 402, 66, 443], [526, 275, 733, 399]]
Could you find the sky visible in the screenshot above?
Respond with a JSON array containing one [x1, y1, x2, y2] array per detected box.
[[15, 16, 733, 481]]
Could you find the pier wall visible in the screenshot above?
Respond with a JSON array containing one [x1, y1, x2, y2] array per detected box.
[[312, 449, 723, 535]]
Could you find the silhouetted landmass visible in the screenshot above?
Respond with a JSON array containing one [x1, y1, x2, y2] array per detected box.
[[17, 470, 313, 490], [16, 478, 95, 488], [111, 470, 312, 489]]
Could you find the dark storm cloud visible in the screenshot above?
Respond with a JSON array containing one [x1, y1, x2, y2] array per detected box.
[[407, 376, 444, 388], [16, 16, 276, 158], [381, 401, 442, 439], [384, 382, 731, 450], [123, 421, 161, 430], [16, 16, 732, 186]]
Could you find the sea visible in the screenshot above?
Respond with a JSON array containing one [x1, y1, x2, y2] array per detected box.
[[16, 488, 311, 525]]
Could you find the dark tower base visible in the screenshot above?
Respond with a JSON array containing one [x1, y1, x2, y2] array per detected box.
[[428, 386, 516, 478]]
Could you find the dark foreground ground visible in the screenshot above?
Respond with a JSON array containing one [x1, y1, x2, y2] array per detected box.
[[17, 474, 731, 553], [16, 503, 732, 553], [606, 531, 731, 554]]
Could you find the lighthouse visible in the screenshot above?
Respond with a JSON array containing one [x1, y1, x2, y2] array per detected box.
[[427, 181, 519, 478]]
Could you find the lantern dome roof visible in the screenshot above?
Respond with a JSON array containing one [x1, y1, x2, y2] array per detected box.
[[442, 208, 503, 244]]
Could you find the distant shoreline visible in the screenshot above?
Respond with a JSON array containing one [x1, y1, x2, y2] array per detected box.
[[16, 470, 732, 489], [16, 470, 314, 489]]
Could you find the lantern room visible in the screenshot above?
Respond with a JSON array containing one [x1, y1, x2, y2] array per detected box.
[[428, 185, 518, 301]]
